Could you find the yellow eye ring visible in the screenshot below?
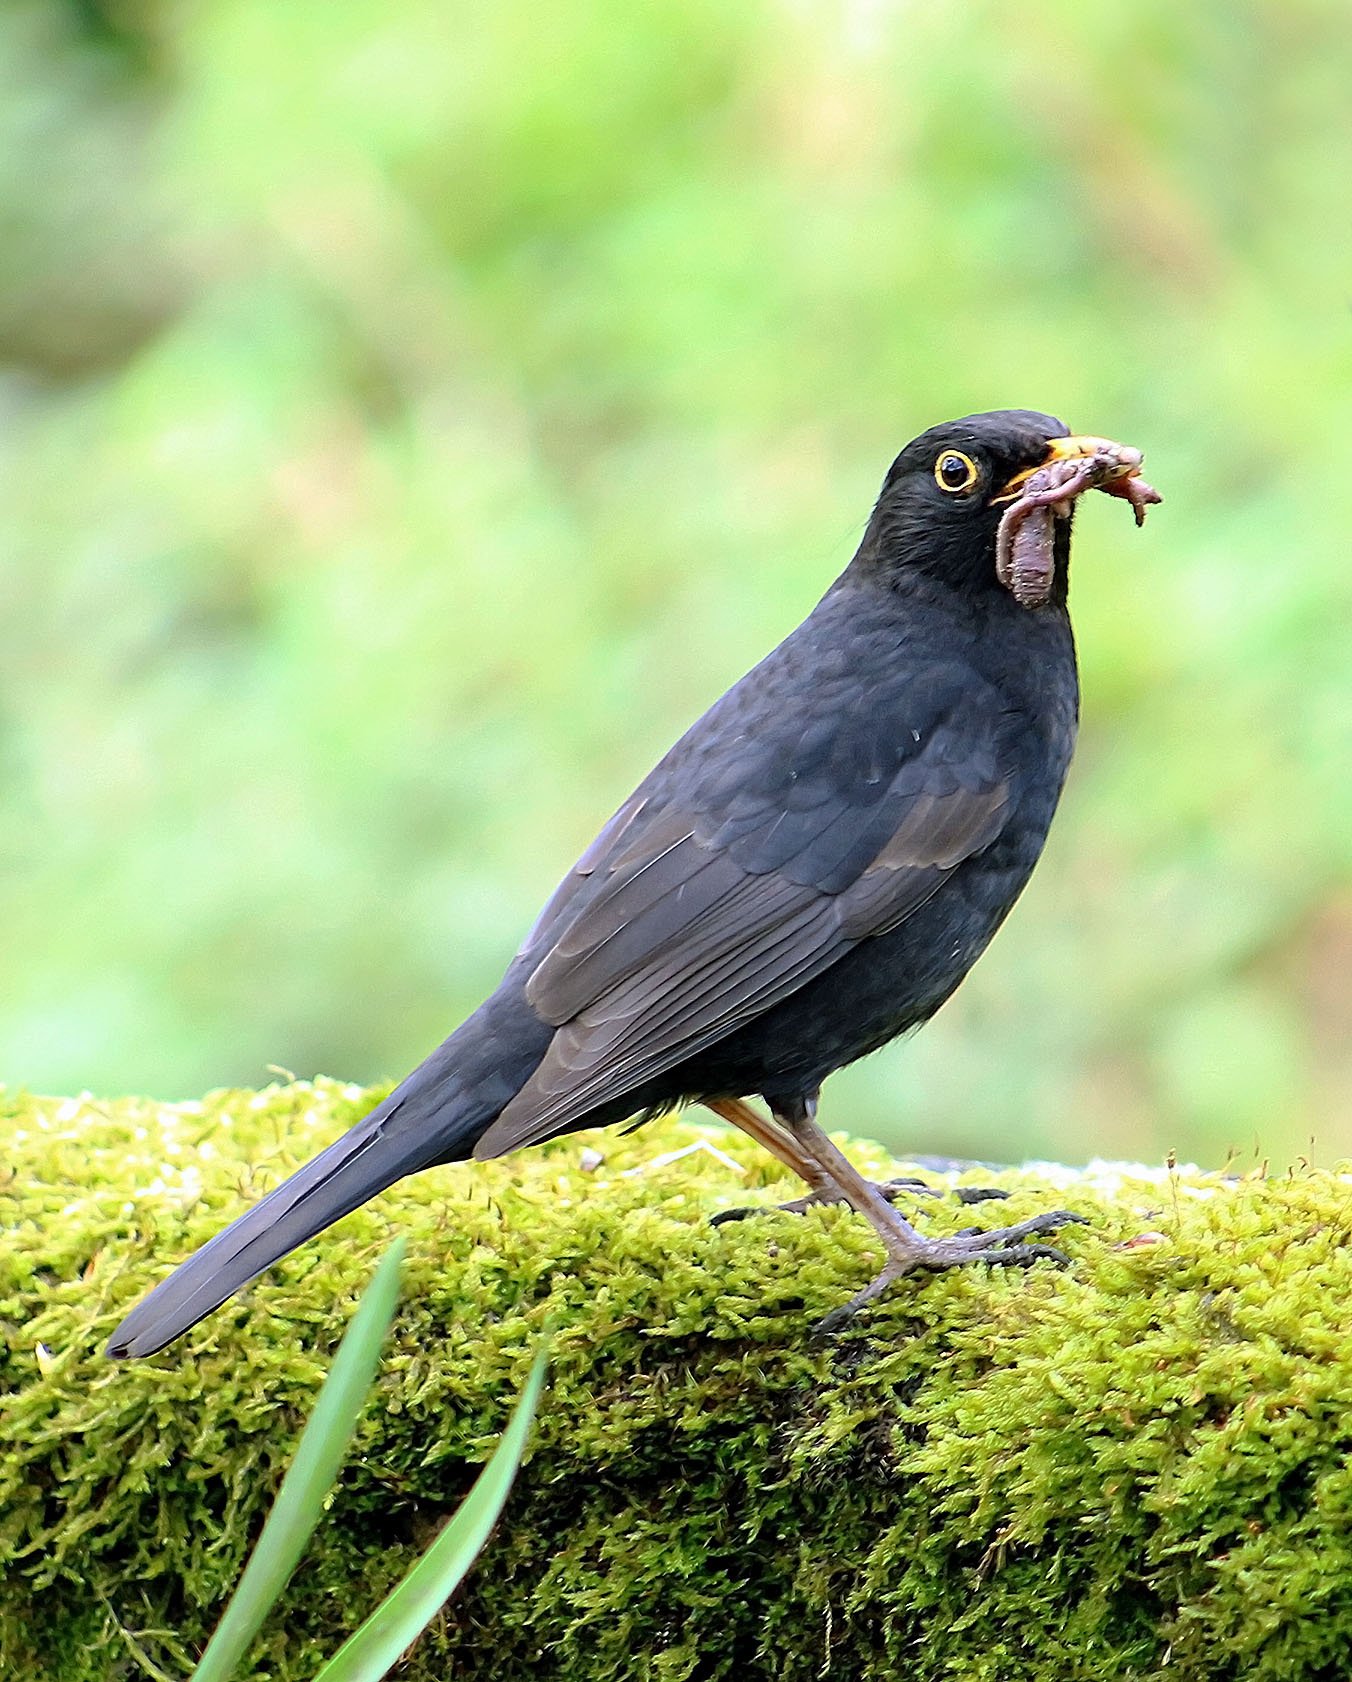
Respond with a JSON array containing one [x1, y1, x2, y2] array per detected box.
[[934, 450, 978, 494]]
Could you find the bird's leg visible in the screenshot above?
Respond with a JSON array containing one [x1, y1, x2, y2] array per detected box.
[[771, 1095, 1087, 1337], [702, 1096, 839, 1206], [704, 1096, 945, 1222], [705, 1096, 1001, 1224], [772, 1094, 936, 1250]]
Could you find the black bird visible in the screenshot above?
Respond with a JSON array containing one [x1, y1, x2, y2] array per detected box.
[[107, 410, 1160, 1357]]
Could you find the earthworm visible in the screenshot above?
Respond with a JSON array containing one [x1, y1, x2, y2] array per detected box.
[[995, 449, 1162, 609]]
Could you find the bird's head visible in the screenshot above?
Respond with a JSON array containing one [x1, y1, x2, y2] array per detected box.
[[858, 409, 1161, 609]]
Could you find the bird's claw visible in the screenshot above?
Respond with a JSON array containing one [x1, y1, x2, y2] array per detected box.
[[809, 1209, 1088, 1338], [711, 1191, 829, 1225], [710, 1174, 1007, 1227], [912, 1207, 1088, 1262]]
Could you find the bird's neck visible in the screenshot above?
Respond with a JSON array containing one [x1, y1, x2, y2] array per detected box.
[[820, 560, 1079, 731], [849, 504, 1076, 610]]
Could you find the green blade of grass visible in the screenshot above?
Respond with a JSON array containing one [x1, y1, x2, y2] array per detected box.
[[312, 1338, 550, 1682], [190, 1238, 407, 1682]]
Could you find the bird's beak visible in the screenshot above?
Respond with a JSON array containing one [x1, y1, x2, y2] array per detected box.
[[993, 435, 1146, 504]]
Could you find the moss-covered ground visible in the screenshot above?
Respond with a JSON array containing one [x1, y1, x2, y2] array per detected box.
[[4, 1081, 1352, 1680]]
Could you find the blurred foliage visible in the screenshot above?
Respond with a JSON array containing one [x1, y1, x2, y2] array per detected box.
[[1, 0, 1349, 1167]]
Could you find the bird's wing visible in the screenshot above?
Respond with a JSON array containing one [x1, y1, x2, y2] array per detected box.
[[474, 663, 1012, 1156]]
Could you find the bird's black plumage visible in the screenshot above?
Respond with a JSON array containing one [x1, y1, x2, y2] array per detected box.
[[108, 409, 1159, 1357]]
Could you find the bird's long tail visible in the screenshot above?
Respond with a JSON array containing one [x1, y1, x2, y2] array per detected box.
[[106, 988, 552, 1357], [105, 1084, 448, 1357]]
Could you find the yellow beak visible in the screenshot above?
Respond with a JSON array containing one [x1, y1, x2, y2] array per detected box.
[[994, 434, 1145, 503]]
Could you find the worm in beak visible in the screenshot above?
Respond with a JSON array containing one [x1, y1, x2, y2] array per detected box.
[[994, 438, 1163, 609]]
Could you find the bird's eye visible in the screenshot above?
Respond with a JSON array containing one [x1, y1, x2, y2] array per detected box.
[[934, 450, 978, 494]]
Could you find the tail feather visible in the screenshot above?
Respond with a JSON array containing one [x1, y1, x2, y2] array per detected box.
[[107, 1083, 471, 1358], [107, 974, 556, 1358]]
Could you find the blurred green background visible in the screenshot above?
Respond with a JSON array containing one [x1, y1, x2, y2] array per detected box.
[[2, 0, 1349, 1169]]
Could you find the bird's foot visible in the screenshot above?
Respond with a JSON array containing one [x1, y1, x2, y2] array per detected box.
[[710, 1175, 1008, 1227], [809, 1208, 1087, 1338]]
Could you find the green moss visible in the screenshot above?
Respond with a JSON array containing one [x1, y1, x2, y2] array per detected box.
[[3, 1081, 1351, 1679]]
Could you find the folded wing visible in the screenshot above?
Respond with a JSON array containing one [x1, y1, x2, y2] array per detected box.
[[475, 668, 1012, 1155]]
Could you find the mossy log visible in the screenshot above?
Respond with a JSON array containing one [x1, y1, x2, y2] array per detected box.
[[3, 1082, 1350, 1681]]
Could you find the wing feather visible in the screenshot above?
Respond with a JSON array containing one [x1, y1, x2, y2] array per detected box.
[[476, 661, 1016, 1158]]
